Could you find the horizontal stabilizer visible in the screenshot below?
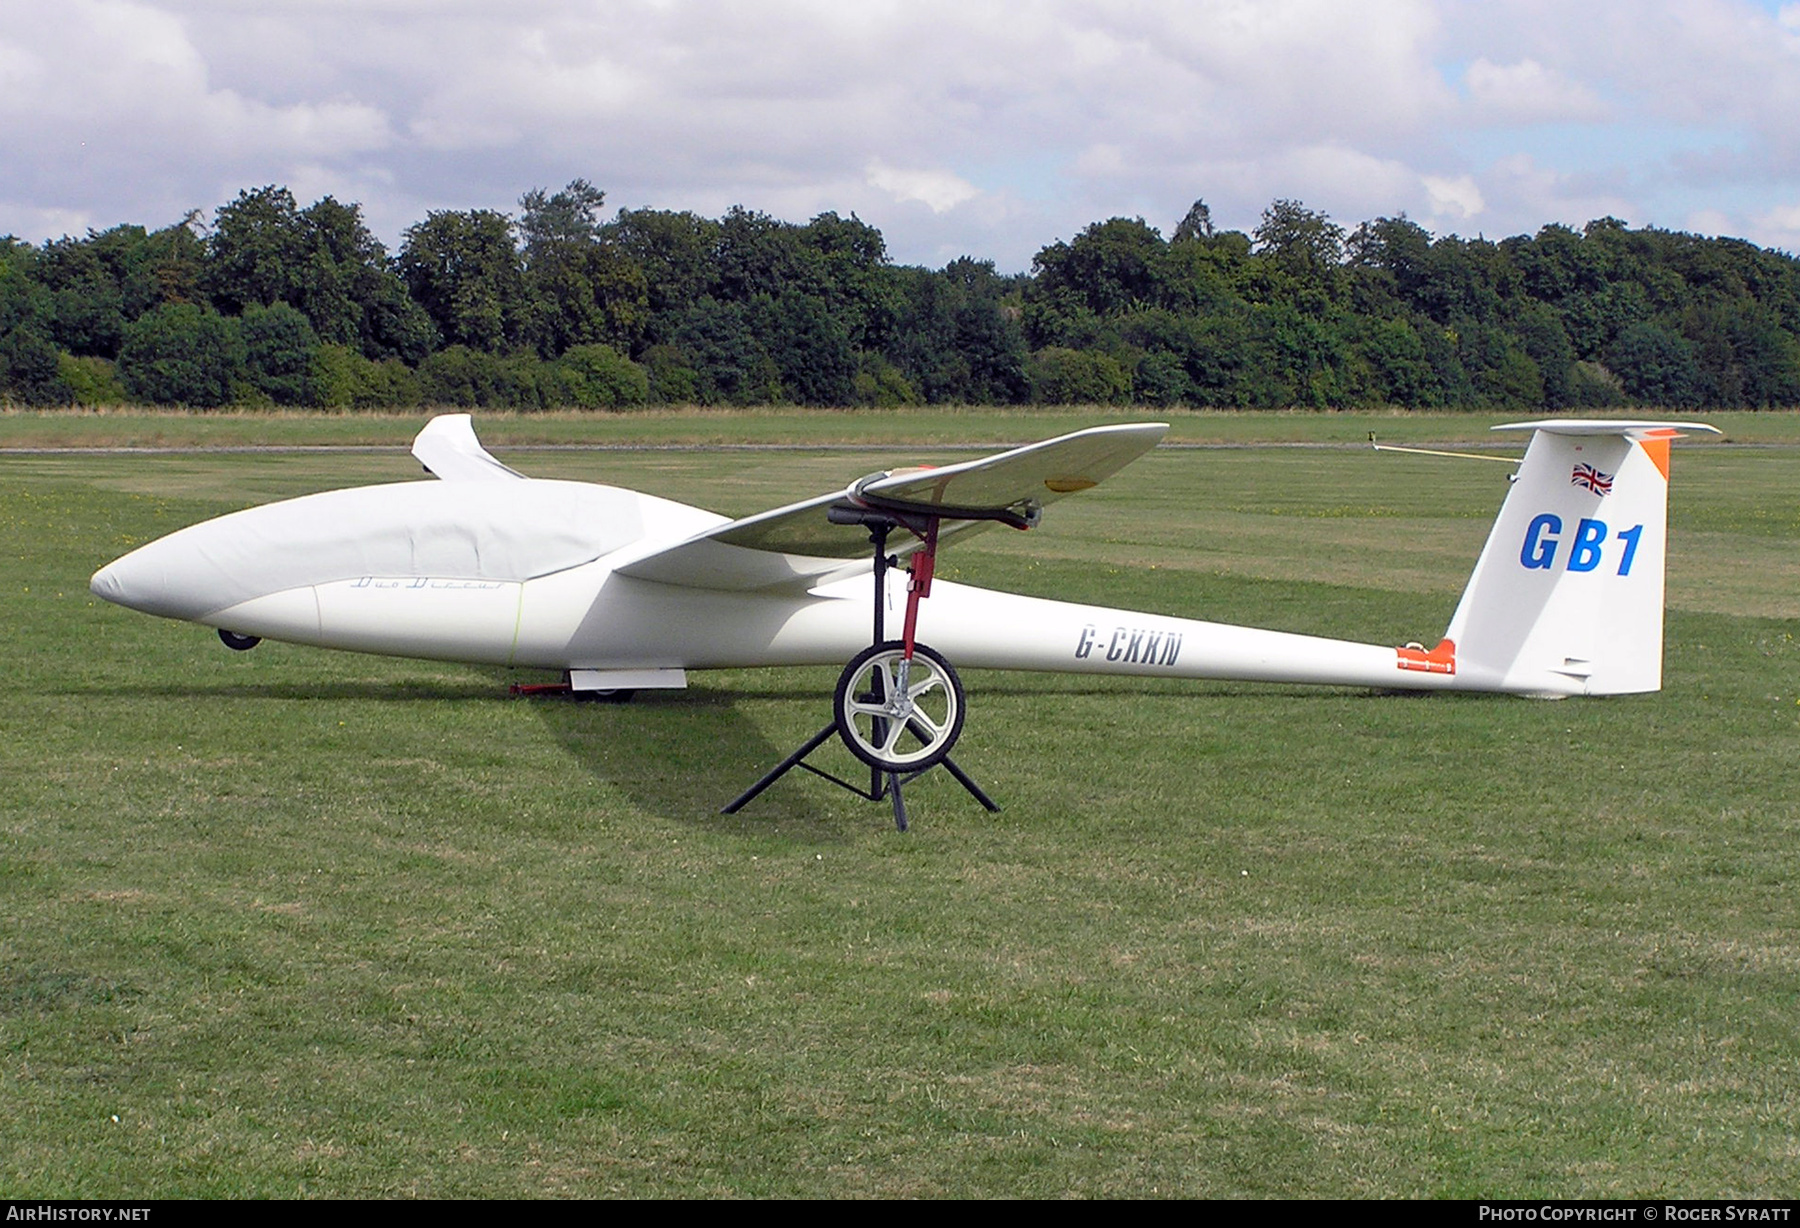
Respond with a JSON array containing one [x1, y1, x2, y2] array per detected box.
[[1489, 419, 1723, 439]]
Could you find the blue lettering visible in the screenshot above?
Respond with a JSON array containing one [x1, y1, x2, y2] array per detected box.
[[1521, 513, 1561, 569], [1075, 624, 1096, 659], [1568, 517, 1607, 572], [1615, 524, 1643, 576]]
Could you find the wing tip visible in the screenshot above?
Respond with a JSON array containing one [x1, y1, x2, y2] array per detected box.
[[411, 413, 527, 481]]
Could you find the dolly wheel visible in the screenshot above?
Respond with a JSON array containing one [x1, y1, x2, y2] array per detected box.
[[832, 641, 965, 772]]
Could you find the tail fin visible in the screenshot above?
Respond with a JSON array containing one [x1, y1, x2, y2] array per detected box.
[[1442, 419, 1718, 696]]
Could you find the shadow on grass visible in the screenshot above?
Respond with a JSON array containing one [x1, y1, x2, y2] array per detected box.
[[507, 673, 1029, 836], [79, 670, 850, 831], [63, 679, 508, 702], [77, 665, 1440, 832], [494, 674, 859, 835], [508, 672, 1450, 833]]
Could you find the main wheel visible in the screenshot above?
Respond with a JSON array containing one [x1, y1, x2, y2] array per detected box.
[[218, 629, 261, 651], [833, 641, 966, 772]]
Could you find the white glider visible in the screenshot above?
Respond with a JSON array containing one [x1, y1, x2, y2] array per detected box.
[[91, 414, 1715, 729]]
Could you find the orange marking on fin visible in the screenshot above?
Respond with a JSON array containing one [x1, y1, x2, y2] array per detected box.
[[1638, 436, 1672, 481], [1396, 637, 1456, 675]]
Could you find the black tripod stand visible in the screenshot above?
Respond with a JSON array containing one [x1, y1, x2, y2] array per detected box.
[[721, 510, 1000, 831]]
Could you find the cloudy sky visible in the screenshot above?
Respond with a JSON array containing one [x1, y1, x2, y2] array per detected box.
[[5, 0, 1800, 270]]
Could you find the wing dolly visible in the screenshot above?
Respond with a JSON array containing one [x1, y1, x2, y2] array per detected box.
[[722, 486, 1028, 829]]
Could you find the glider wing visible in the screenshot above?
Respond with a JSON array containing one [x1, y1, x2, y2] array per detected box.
[[412, 413, 527, 482], [612, 422, 1169, 592]]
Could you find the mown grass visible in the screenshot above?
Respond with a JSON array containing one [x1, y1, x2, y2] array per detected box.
[[5, 403, 1800, 450], [1, 417, 1796, 1197]]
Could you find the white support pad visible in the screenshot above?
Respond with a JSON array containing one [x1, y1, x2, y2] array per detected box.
[[569, 668, 688, 691]]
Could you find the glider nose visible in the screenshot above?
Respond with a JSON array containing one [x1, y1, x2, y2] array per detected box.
[[89, 558, 129, 606], [91, 531, 237, 622]]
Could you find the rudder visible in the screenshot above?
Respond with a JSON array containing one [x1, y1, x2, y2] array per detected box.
[[1443, 419, 1716, 696]]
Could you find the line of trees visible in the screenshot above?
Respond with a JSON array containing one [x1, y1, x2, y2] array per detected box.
[[4, 181, 1798, 410]]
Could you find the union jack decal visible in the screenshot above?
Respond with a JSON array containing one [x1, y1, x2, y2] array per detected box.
[[1571, 463, 1613, 495]]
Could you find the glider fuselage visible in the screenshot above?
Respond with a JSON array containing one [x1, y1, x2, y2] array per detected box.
[[90, 474, 1438, 692]]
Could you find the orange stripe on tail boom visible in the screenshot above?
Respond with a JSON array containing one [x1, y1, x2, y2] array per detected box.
[[1396, 637, 1456, 675]]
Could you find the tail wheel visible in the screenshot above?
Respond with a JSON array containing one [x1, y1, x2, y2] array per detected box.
[[833, 641, 965, 772]]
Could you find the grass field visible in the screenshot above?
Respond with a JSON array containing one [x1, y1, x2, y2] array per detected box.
[[7, 404, 1800, 450], [2, 412, 1796, 1197]]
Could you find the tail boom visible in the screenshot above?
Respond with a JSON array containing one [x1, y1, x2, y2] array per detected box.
[[905, 581, 1461, 691]]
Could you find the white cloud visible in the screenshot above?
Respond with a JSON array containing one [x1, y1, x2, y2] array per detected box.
[[3, 0, 1800, 265], [1685, 207, 1736, 235], [1445, 1, 1800, 172], [1235, 145, 1424, 226], [1474, 153, 1638, 234], [0, 1, 388, 149], [1072, 145, 1130, 180], [1679, 202, 1800, 254], [1464, 57, 1609, 123], [1757, 202, 1800, 229], [1746, 201, 1800, 252], [865, 161, 980, 214], [0, 201, 102, 241], [1423, 174, 1485, 220], [0, 0, 393, 238]]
